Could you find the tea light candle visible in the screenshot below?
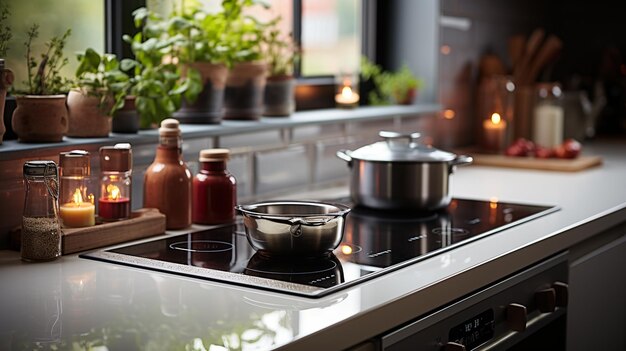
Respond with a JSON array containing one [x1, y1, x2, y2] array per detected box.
[[60, 188, 95, 228], [335, 74, 360, 109], [482, 113, 507, 153], [98, 184, 130, 220]]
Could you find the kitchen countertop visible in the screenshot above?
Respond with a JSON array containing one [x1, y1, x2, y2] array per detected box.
[[1, 139, 625, 350]]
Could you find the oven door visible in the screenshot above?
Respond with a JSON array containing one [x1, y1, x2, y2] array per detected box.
[[380, 252, 568, 351]]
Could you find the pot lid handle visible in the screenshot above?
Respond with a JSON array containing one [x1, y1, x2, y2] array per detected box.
[[379, 131, 421, 150]]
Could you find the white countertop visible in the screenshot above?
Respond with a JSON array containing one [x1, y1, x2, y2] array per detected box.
[[1, 139, 625, 351]]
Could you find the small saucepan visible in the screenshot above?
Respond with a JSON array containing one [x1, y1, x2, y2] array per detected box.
[[235, 201, 351, 256], [337, 131, 473, 211]]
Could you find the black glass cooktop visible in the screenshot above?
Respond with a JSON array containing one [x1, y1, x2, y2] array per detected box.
[[81, 198, 558, 298]]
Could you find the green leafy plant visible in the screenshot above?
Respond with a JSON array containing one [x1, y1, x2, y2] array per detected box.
[[360, 56, 423, 105], [21, 24, 72, 95], [75, 48, 134, 116], [262, 17, 299, 77], [0, 3, 11, 57], [124, 7, 201, 128], [221, 0, 271, 64]]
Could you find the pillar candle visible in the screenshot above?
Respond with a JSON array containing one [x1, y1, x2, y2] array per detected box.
[[482, 113, 507, 153]]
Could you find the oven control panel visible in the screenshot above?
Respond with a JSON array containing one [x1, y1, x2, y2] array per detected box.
[[380, 252, 568, 350]]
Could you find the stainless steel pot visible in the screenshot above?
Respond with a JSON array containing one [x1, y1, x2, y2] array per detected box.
[[336, 131, 472, 211], [235, 201, 351, 256]]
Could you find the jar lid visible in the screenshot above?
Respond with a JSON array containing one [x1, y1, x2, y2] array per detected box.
[[23, 160, 58, 177], [348, 131, 457, 162], [59, 150, 90, 177], [100, 143, 132, 172], [159, 118, 181, 137], [199, 148, 230, 162]]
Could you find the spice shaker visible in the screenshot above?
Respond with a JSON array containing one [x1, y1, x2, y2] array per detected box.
[[99, 143, 133, 221], [144, 119, 192, 229], [59, 150, 95, 228], [193, 149, 237, 225], [21, 160, 62, 261]]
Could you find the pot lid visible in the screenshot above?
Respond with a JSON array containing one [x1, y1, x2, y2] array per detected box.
[[348, 131, 457, 162]]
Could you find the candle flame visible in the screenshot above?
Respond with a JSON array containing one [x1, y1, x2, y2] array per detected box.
[[341, 86, 353, 98], [341, 244, 353, 255], [106, 184, 121, 200], [491, 113, 502, 124], [72, 188, 84, 205]]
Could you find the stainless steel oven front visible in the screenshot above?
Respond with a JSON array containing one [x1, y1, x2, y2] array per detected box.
[[379, 251, 568, 351]]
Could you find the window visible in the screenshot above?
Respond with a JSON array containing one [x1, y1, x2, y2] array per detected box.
[[4, 0, 105, 92]]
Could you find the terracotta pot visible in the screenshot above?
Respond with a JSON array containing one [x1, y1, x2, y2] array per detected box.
[[12, 95, 68, 143], [174, 62, 228, 124], [112, 96, 140, 134], [263, 75, 295, 117], [66, 89, 112, 138], [224, 61, 267, 121], [0, 60, 15, 144], [394, 87, 417, 105]]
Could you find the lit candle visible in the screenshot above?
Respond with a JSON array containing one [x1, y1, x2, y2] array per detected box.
[[482, 113, 507, 153], [335, 85, 360, 108], [60, 188, 95, 228], [98, 184, 130, 221]]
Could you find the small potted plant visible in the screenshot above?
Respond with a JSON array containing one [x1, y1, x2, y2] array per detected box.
[[262, 17, 299, 117], [11, 25, 72, 143], [360, 56, 423, 105], [221, 0, 270, 121], [67, 48, 132, 137], [123, 8, 199, 130], [151, 3, 230, 124], [0, 2, 14, 144]]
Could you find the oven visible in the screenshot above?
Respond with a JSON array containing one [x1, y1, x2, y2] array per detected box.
[[377, 251, 568, 351]]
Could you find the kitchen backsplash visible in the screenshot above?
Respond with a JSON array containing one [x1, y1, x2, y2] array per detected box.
[[0, 111, 439, 247]]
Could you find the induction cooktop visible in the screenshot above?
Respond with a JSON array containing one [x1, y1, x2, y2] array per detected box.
[[81, 198, 559, 298]]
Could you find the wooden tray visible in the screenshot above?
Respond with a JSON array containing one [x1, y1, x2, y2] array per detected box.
[[467, 153, 603, 172], [62, 208, 166, 254]]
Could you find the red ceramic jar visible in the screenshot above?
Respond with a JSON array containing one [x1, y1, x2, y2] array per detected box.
[[193, 149, 237, 225]]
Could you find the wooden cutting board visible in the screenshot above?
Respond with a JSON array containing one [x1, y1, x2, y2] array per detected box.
[[468, 153, 603, 172]]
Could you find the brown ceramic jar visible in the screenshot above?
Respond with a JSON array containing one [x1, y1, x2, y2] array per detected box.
[[143, 119, 192, 229]]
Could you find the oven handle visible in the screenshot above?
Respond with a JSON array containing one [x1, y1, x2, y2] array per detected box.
[[478, 308, 566, 350]]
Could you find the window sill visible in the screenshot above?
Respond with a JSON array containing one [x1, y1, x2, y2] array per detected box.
[[0, 104, 441, 160]]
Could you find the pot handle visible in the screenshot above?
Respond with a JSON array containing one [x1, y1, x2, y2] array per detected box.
[[336, 150, 353, 167], [449, 155, 473, 173]]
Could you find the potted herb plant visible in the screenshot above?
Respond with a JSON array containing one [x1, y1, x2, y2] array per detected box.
[[11, 25, 72, 143], [154, 2, 230, 124], [122, 7, 199, 130], [67, 48, 132, 137], [360, 56, 423, 105], [0, 2, 14, 144], [221, 0, 269, 121], [262, 18, 298, 117]]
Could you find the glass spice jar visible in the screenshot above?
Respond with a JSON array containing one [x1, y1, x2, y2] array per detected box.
[[192, 149, 237, 225], [21, 160, 62, 261]]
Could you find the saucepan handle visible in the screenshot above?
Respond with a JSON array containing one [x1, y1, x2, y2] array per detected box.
[[336, 150, 353, 167], [449, 155, 473, 173]]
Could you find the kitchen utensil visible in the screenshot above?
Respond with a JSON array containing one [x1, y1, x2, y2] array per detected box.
[[508, 34, 526, 73], [336, 131, 473, 211], [514, 28, 545, 85], [527, 35, 563, 83], [235, 201, 351, 256]]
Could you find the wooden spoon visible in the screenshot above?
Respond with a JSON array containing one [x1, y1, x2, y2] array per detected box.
[[514, 28, 545, 85], [527, 35, 563, 83], [508, 34, 526, 74]]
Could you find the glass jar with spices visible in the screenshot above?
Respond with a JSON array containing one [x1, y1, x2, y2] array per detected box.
[[21, 160, 62, 261], [532, 83, 564, 148], [99, 143, 132, 221], [193, 149, 237, 225]]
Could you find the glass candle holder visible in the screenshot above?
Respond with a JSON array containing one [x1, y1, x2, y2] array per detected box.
[[99, 143, 132, 221], [59, 150, 95, 228], [335, 73, 360, 108]]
